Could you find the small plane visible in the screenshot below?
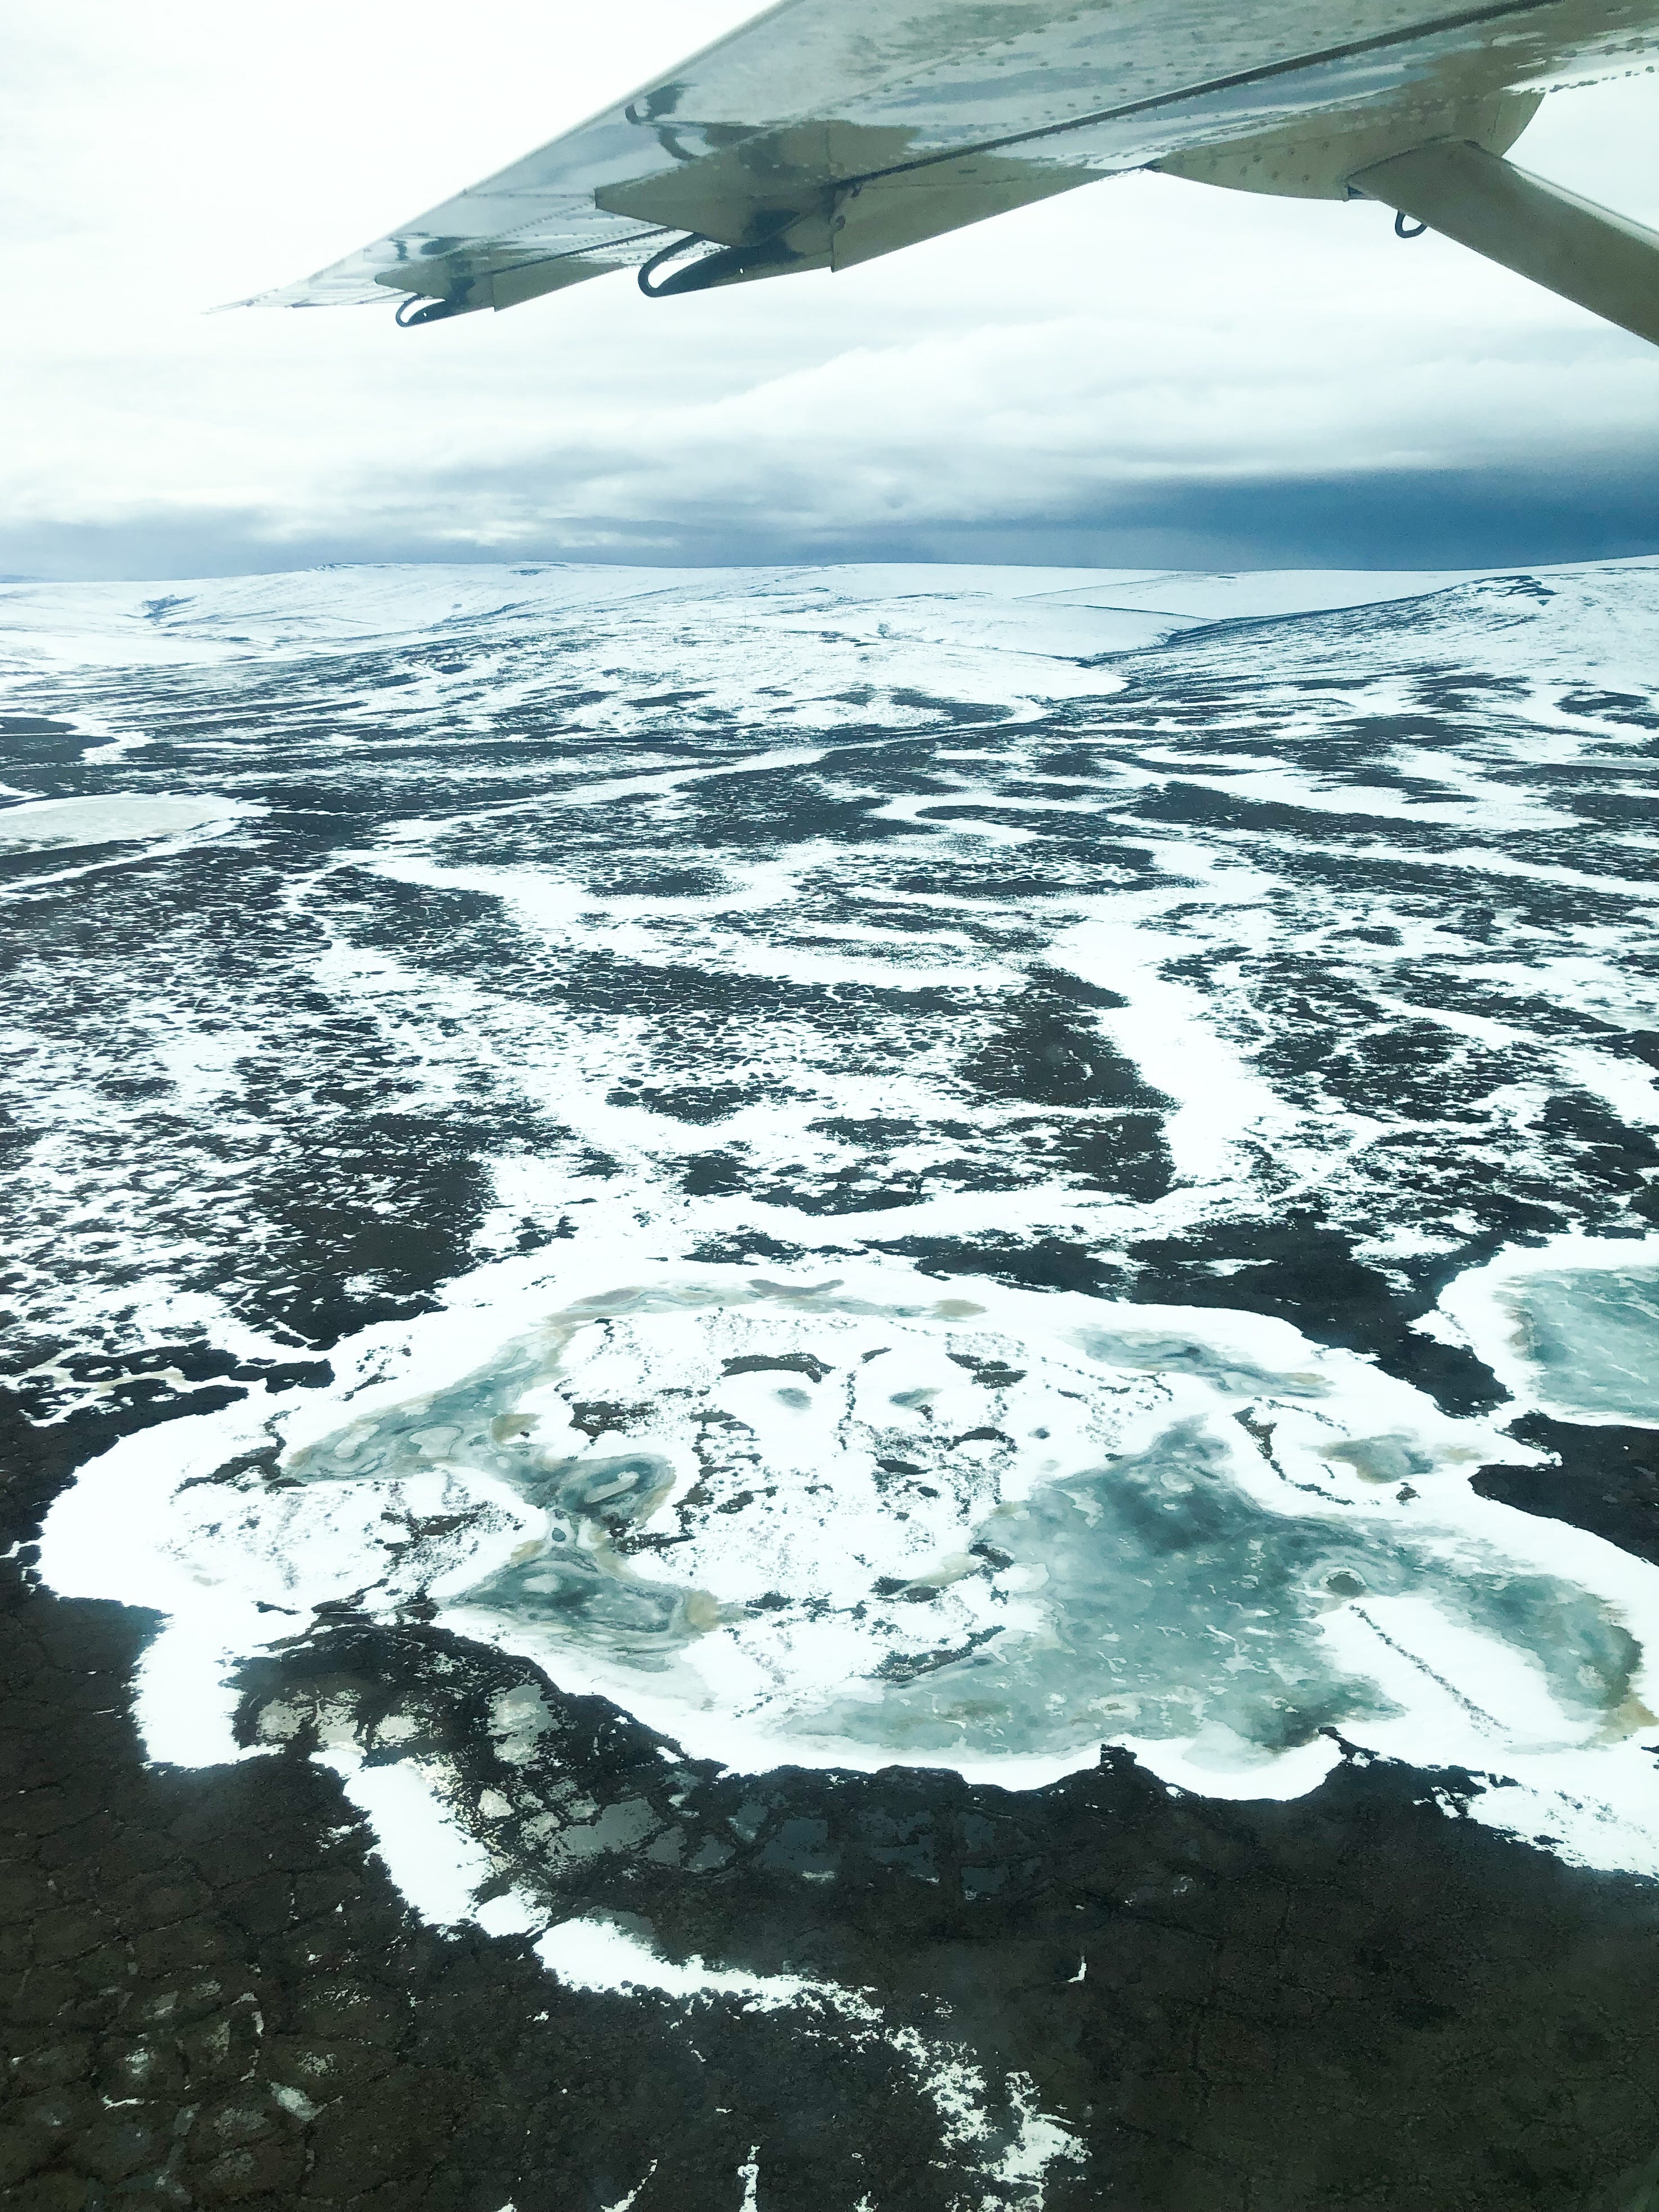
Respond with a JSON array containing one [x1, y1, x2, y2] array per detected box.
[[250, 0, 1659, 346]]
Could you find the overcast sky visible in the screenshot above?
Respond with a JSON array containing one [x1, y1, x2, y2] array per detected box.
[[5, 1, 1659, 579]]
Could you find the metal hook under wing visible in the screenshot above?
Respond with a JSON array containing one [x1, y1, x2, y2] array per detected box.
[[637, 235, 723, 296], [394, 291, 471, 327], [1351, 140, 1659, 347], [637, 228, 826, 298]]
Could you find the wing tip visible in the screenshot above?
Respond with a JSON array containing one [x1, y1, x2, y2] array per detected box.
[[211, 280, 402, 313]]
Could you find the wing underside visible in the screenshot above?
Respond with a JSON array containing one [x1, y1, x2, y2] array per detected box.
[[246, 0, 1659, 341]]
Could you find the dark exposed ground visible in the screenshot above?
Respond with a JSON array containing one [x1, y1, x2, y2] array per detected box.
[[7, 1396, 1659, 2212], [1474, 1414, 1659, 1567]]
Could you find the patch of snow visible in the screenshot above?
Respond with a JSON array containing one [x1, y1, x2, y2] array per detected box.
[[0, 791, 255, 846]]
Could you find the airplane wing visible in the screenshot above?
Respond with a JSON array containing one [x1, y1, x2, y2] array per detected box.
[[246, 0, 1659, 346]]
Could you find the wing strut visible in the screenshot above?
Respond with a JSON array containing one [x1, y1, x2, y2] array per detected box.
[[1351, 140, 1659, 347]]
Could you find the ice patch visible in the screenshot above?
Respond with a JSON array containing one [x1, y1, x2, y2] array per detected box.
[[320, 1747, 495, 1926], [537, 1914, 818, 2007], [1048, 865, 1298, 1188], [1432, 1233, 1659, 1427], [0, 792, 252, 846], [37, 1247, 1659, 1868]]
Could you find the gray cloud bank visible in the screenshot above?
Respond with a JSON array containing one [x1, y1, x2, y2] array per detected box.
[[6, 459, 1658, 585]]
